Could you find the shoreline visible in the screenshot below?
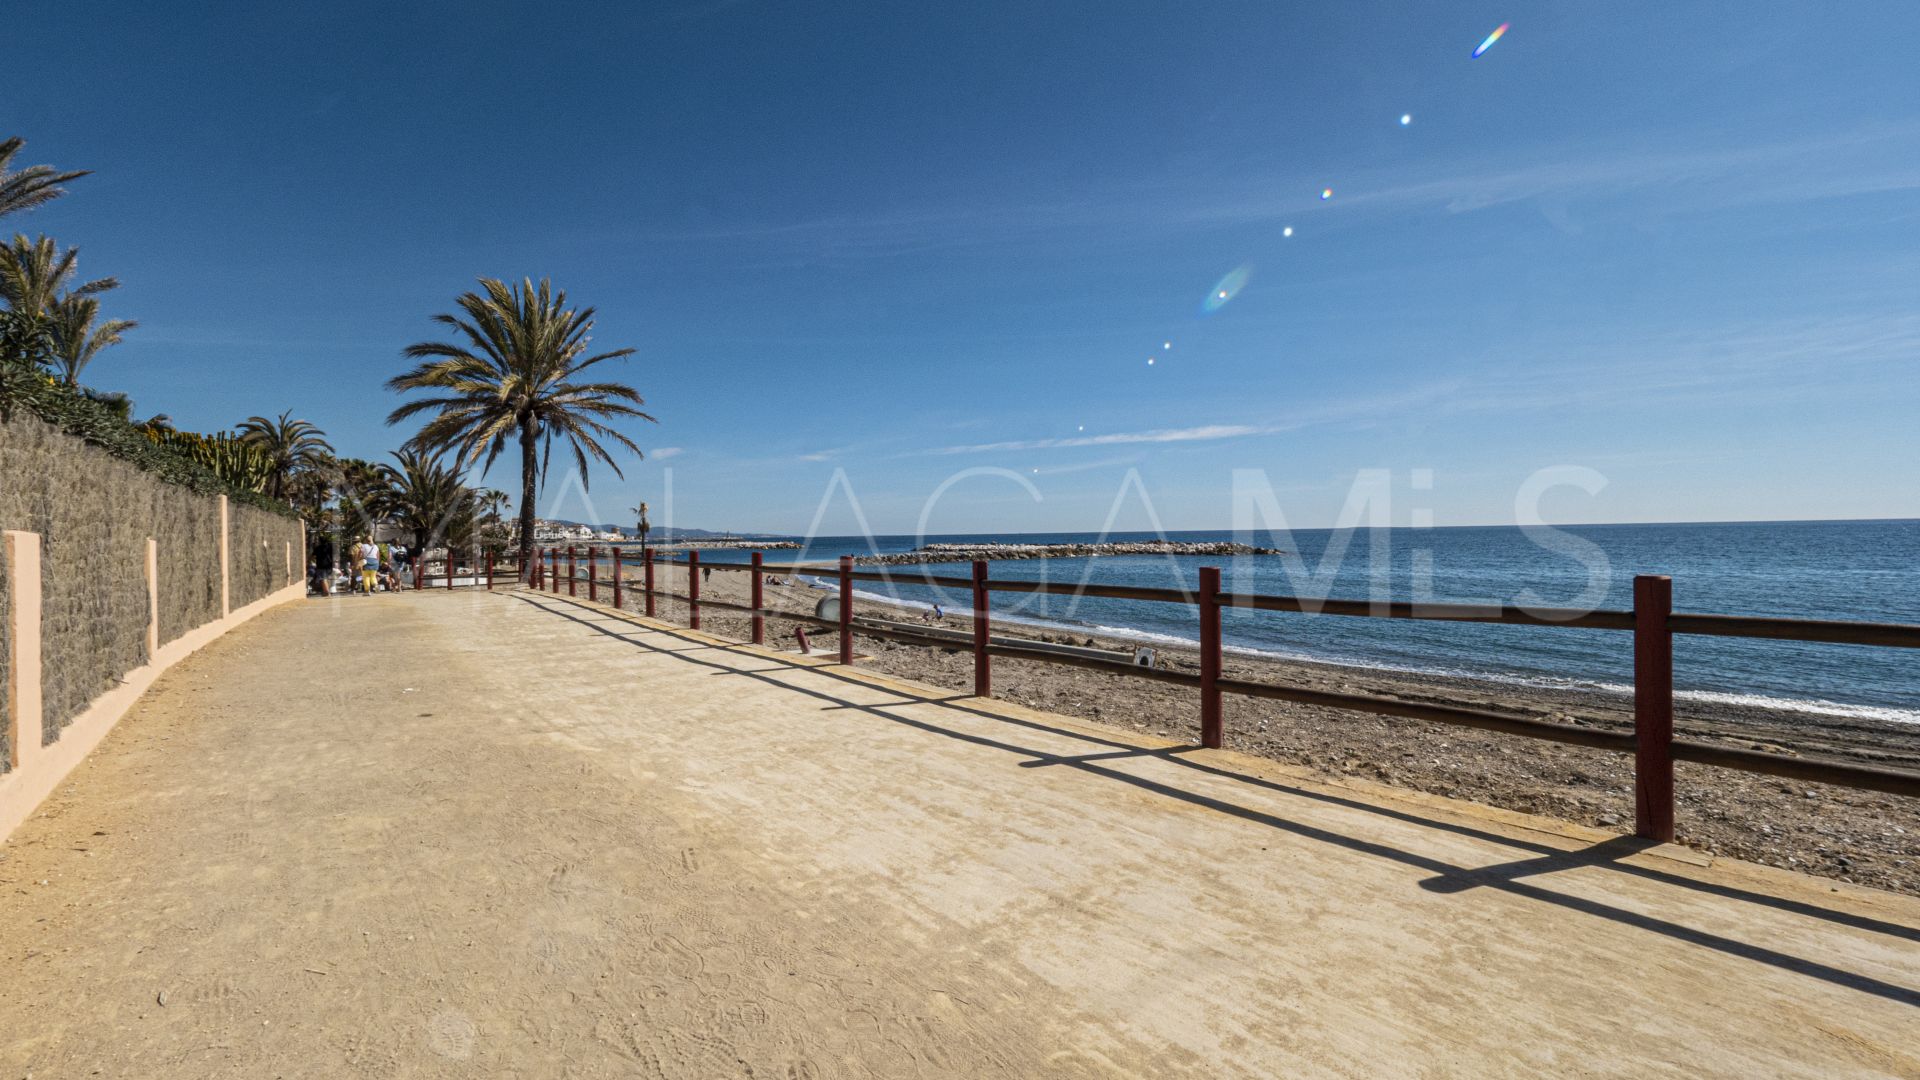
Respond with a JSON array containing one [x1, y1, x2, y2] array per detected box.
[[606, 564, 1920, 896], [815, 574, 1918, 728]]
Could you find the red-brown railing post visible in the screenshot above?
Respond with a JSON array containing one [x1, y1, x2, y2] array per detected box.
[[1199, 566, 1223, 749], [414, 554, 424, 591], [1634, 574, 1675, 842], [688, 550, 701, 629], [567, 546, 577, 597], [838, 555, 853, 664], [587, 546, 599, 602], [972, 560, 991, 697], [612, 549, 622, 608], [446, 549, 454, 590], [644, 549, 656, 617], [549, 548, 559, 594], [751, 552, 765, 644]]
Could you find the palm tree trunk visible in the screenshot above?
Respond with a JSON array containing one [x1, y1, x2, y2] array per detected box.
[[517, 417, 538, 581]]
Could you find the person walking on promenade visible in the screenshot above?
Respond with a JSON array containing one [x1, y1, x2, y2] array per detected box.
[[358, 537, 381, 595]]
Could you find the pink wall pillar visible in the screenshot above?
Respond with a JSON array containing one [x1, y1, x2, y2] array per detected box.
[[4, 531, 43, 771]]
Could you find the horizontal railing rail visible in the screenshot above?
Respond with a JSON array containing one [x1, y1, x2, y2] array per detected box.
[[413, 548, 518, 591], [518, 544, 1920, 839]]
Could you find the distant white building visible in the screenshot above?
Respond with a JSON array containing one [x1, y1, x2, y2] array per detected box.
[[529, 521, 600, 543]]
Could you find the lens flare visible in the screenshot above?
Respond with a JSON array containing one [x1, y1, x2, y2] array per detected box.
[[1147, 357, 1156, 365], [1162, 341, 1172, 350], [1283, 226, 1294, 237], [1201, 264, 1252, 314], [1321, 188, 1333, 200], [1472, 23, 1508, 58], [1400, 113, 1412, 126]]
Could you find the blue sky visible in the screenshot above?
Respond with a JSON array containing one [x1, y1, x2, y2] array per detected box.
[[9, 1, 1919, 534]]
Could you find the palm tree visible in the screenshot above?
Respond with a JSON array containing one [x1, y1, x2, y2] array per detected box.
[[0, 137, 87, 220], [630, 502, 651, 552], [47, 293, 136, 386], [479, 489, 509, 522], [328, 456, 389, 543], [0, 234, 116, 316], [237, 410, 334, 501], [386, 277, 655, 580], [0, 140, 90, 376], [376, 449, 478, 557]]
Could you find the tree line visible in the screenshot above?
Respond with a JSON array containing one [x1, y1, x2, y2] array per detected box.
[[1, 135, 655, 577]]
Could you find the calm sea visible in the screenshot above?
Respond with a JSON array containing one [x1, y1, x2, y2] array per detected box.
[[658, 520, 1919, 725]]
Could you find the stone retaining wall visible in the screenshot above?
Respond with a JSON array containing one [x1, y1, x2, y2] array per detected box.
[[0, 411, 302, 770], [230, 502, 292, 611]]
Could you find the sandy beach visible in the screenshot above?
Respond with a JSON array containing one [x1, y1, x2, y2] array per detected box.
[[603, 563, 1920, 897]]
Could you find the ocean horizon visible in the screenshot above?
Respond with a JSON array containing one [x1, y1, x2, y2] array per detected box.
[[629, 519, 1920, 725]]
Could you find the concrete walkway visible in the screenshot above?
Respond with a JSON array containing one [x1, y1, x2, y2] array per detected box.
[[2, 588, 1916, 1078]]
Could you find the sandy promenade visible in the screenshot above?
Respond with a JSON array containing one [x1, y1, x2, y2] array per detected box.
[[613, 562, 1920, 896], [2, 587, 1918, 1077]]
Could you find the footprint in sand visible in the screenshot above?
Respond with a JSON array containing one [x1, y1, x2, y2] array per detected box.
[[427, 1009, 477, 1060]]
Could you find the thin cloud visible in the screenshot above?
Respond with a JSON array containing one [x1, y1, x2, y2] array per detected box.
[[608, 122, 1920, 263], [649, 447, 685, 460], [927, 424, 1284, 456]]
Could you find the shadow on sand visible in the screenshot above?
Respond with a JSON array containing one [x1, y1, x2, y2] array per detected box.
[[506, 590, 1920, 1008]]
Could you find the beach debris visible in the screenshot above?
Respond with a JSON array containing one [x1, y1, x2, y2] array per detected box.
[[1202, 264, 1252, 313], [1472, 22, 1509, 58]]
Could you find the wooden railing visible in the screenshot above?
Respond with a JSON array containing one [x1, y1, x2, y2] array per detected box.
[[529, 545, 1920, 842], [412, 547, 518, 591]]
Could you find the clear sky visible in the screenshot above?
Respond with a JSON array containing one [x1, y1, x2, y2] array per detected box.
[[9, 2, 1919, 535]]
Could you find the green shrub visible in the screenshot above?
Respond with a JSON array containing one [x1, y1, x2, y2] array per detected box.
[[0, 352, 296, 517]]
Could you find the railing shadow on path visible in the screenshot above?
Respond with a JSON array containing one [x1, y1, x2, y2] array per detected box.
[[497, 590, 1920, 1008]]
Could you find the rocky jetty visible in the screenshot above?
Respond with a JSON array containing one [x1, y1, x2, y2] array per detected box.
[[856, 540, 1283, 565], [615, 538, 802, 550]]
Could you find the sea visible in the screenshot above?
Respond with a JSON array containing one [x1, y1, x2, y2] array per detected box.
[[637, 520, 1920, 726]]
